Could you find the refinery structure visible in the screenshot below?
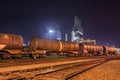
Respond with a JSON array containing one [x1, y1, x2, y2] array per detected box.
[[71, 16, 84, 43], [45, 16, 84, 43]]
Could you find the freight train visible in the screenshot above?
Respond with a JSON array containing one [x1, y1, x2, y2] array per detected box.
[[0, 33, 118, 59]]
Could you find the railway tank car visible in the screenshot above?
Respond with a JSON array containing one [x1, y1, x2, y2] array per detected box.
[[29, 36, 79, 57], [103, 46, 118, 55], [79, 44, 104, 56], [0, 33, 23, 58]]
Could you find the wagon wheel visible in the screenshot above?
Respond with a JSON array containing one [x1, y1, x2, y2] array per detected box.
[[29, 54, 37, 59], [0, 52, 11, 59], [32, 55, 37, 59]]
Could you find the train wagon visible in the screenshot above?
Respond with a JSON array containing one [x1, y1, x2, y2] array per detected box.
[[79, 44, 104, 56], [29, 36, 79, 57], [0, 33, 23, 58], [103, 46, 118, 55]]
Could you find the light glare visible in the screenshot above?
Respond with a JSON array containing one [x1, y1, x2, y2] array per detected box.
[[49, 30, 54, 33]]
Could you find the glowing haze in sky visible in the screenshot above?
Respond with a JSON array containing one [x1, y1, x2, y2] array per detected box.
[[0, 0, 120, 47]]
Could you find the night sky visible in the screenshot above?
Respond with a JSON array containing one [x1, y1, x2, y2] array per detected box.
[[0, 0, 120, 47]]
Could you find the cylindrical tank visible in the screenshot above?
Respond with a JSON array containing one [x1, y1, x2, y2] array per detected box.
[[93, 45, 103, 53], [0, 33, 23, 49], [79, 44, 103, 53], [104, 46, 118, 53], [29, 37, 79, 52]]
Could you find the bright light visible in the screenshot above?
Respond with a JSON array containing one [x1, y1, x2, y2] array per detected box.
[[49, 30, 54, 33]]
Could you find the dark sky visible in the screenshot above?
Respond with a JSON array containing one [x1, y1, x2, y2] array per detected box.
[[0, 0, 120, 47]]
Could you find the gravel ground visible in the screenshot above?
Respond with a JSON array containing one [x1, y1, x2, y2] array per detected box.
[[70, 60, 120, 80]]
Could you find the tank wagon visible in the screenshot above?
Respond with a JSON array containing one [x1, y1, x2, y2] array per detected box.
[[79, 44, 118, 56], [29, 37, 79, 57], [79, 44, 104, 56], [103, 46, 118, 55], [0, 33, 118, 59], [0, 33, 23, 58]]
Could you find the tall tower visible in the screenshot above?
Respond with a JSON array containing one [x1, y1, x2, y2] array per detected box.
[[71, 16, 84, 43]]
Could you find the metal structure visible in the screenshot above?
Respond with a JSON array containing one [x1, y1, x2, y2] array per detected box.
[[80, 39, 96, 45], [71, 16, 84, 43]]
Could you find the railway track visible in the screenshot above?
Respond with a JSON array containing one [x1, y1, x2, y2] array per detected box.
[[0, 56, 106, 67], [32, 58, 113, 80], [0, 56, 119, 80], [0, 57, 80, 67]]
